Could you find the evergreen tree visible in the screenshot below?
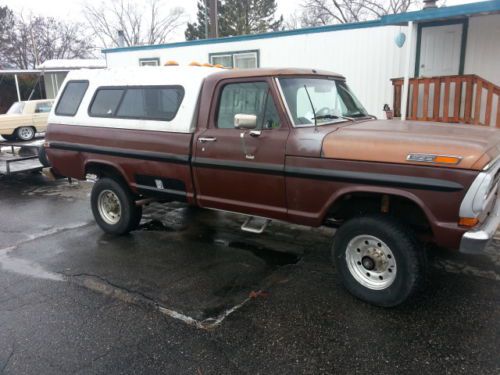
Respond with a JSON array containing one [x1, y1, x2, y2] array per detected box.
[[185, 0, 225, 40], [185, 0, 282, 40]]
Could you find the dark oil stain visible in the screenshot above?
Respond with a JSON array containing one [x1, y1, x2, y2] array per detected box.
[[225, 240, 300, 268]]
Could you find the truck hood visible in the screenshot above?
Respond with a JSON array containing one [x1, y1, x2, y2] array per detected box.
[[322, 120, 500, 170]]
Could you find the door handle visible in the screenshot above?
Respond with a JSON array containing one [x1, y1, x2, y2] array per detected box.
[[249, 130, 261, 137], [198, 137, 217, 143]]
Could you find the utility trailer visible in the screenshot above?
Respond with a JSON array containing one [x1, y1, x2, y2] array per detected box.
[[0, 139, 44, 176]]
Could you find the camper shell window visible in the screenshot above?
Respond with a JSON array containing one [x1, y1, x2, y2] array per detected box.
[[55, 81, 89, 116], [88, 86, 185, 122]]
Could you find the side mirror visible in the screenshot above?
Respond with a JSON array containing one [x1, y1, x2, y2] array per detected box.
[[234, 114, 257, 129]]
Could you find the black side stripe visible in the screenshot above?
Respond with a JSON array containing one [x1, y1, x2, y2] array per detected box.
[[50, 142, 189, 164], [192, 157, 283, 175], [285, 166, 463, 192], [192, 158, 463, 192], [51, 143, 463, 192]]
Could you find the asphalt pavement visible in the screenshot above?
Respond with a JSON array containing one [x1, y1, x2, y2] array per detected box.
[[0, 173, 499, 374]]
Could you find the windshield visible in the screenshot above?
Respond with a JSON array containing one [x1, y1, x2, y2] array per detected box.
[[6, 102, 25, 115], [278, 77, 368, 127]]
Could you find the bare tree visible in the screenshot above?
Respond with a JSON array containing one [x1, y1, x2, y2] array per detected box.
[[0, 9, 95, 69], [291, 0, 418, 28], [83, 0, 186, 48]]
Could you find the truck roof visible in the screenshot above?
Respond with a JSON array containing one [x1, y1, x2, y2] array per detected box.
[[52, 66, 345, 134]]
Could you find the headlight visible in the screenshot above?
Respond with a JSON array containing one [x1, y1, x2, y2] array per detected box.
[[472, 173, 493, 214], [460, 162, 500, 225]]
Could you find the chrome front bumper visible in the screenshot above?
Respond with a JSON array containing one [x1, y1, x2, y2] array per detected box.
[[460, 197, 500, 254]]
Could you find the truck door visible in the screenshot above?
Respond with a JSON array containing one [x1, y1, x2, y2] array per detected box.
[[192, 78, 290, 220]]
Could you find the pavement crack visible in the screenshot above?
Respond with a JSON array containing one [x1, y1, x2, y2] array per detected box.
[[67, 272, 161, 309], [65, 272, 252, 330], [73, 350, 113, 374], [0, 345, 15, 374]]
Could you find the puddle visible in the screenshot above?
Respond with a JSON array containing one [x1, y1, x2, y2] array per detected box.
[[222, 240, 300, 268], [139, 219, 301, 269], [139, 206, 198, 232], [139, 219, 175, 231]]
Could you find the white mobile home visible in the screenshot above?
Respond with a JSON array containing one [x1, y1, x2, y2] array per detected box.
[[103, 1, 500, 123]]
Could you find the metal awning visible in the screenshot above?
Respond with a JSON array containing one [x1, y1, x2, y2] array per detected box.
[[0, 69, 42, 74], [381, 0, 500, 25]]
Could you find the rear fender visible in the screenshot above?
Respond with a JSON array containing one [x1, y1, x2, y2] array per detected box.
[[84, 159, 130, 185]]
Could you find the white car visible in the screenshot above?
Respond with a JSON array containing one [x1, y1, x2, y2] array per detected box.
[[0, 99, 54, 141]]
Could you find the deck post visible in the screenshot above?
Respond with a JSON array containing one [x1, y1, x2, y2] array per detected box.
[[401, 21, 416, 121], [14, 74, 21, 101]]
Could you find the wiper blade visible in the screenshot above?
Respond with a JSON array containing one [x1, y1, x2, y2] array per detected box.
[[314, 114, 354, 122], [314, 114, 340, 120]]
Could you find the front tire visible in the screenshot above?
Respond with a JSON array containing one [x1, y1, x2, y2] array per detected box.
[[332, 215, 426, 307], [15, 126, 36, 141], [91, 177, 142, 235]]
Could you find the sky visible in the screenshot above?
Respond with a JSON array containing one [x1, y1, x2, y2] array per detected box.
[[2, 0, 481, 44]]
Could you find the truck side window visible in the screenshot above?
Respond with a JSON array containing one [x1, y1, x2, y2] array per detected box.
[[217, 82, 279, 129], [261, 90, 280, 129], [90, 89, 124, 117], [55, 81, 88, 116], [116, 86, 184, 121]]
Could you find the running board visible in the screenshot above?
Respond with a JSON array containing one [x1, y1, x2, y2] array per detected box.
[[241, 216, 271, 234]]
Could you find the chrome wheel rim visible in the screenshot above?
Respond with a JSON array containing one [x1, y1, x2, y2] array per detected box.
[[345, 235, 397, 290], [18, 127, 34, 140], [97, 190, 122, 225]]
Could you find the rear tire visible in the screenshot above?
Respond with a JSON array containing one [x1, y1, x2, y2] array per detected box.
[[332, 214, 426, 307], [91, 177, 142, 235], [15, 126, 36, 141], [38, 146, 50, 167]]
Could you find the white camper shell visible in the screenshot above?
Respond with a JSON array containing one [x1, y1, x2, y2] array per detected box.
[[49, 66, 219, 134]]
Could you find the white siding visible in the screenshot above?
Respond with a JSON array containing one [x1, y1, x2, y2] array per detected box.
[[106, 25, 408, 118], [464, 13, 500, 85]]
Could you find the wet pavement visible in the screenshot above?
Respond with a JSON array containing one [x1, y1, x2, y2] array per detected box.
[[0, 173, 499, 374]]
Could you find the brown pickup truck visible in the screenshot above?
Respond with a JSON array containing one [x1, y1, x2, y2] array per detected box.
[[45, 66, 500, 307]]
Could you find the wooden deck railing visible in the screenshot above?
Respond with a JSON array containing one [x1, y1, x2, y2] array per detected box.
[[391, 75, 500, 127]]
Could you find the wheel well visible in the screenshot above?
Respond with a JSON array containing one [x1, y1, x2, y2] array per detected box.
[[85, 163, 127, 185], [325, 192, 432, 237]]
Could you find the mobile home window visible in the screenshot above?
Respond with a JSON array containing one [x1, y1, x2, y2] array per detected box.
[[211, 54, 232, 68], [89, 89, 124, 117], [209, 50, 259, 69], [116, 86, 184, 121], [55, 81, 89, 116], [139, 58, 160, 66]]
